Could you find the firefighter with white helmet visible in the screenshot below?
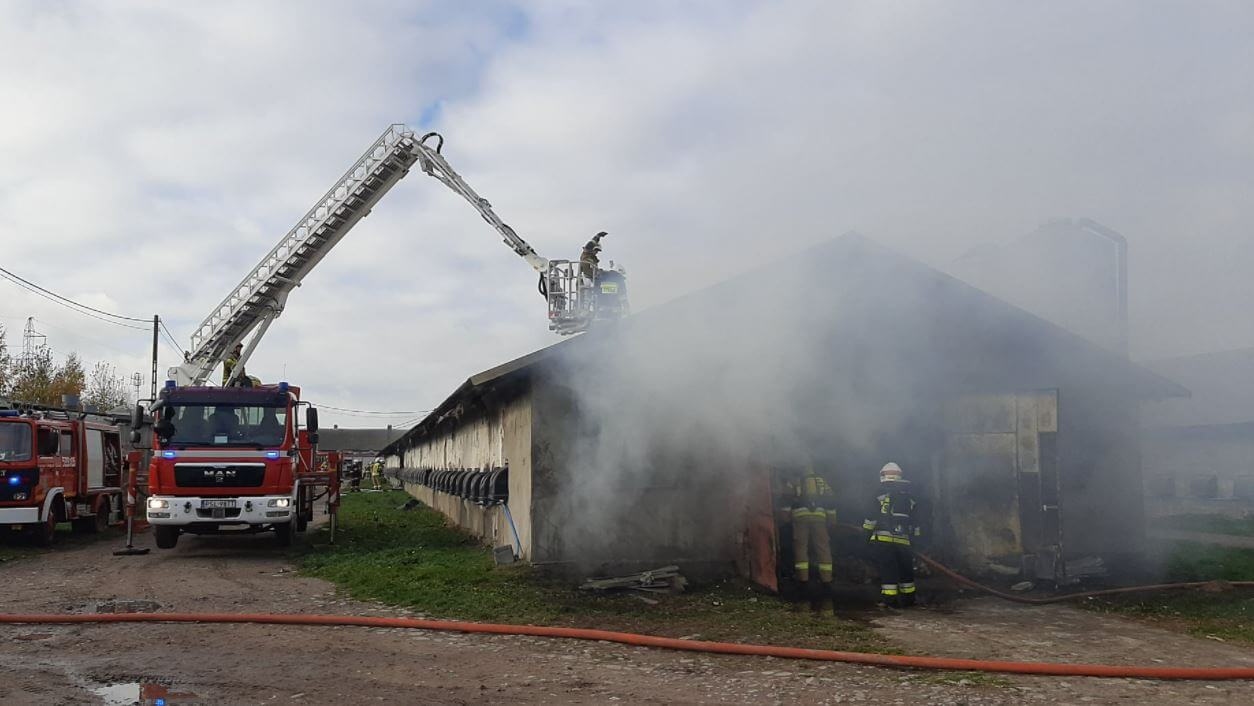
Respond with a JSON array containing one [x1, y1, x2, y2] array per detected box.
[[862, 462, 921, 607]]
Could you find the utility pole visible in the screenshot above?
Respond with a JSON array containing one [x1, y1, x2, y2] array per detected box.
[[151, 315, 159, 401]]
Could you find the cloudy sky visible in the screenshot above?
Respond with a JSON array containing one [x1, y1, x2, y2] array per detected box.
[[1, 1, 1251, 428]]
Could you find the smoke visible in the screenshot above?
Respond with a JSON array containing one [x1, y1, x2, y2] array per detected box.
[[539, 237, 959, 570]]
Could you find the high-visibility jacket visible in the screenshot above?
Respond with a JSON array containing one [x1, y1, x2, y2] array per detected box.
[[223, 354, 239, 386], [789, 471, 837, 522], [862, 488, 920, 545]]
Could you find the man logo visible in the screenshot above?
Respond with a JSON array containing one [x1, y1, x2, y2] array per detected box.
[[203, 467, 239, 483]]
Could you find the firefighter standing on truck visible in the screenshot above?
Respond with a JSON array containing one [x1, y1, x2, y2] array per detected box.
[[223, 343, 243, 386], [863, 462, 920, 608], [784, 463, 838, 616]]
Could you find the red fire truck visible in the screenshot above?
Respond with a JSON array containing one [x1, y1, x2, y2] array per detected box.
[[0, 407, 124, 544], [140, 382, 337, 549]]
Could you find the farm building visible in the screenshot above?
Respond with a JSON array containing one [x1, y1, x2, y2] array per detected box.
[[382, 234, 1184, 588]]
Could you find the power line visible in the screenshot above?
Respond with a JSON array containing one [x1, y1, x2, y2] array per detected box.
[[158, 318, 186, 356], [312, 403, 430, 416], [0, 269, 149, 331], [0, 264, 150, 323]]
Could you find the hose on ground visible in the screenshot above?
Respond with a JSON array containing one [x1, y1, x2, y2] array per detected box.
[[1, 612, 1251, 680], [913, 552, 1254, 605]]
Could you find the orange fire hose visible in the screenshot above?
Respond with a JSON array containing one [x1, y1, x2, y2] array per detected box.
[[1, 611, 1252, 680]]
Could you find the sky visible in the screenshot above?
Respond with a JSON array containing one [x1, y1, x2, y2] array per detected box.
[[0, 0, 1251, 429]]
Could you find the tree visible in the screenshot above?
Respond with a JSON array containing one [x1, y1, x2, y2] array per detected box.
[[49, 352, 85, 404], [9, 347, 85, 407], [83, 361, 129, 412], [10, 345, 57, 405], [0, 325, 10, 397]]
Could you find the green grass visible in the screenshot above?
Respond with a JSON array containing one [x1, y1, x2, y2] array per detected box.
[[1086, 542, 1254, 644], [1158, 514, 1254, 538], [299, 490, 891, 652]]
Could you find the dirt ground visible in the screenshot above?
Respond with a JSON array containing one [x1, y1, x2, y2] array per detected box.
[[1, 530, 1252, 705]]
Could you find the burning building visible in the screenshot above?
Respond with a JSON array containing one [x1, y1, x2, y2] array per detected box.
[[382, 234, 1183, 587]]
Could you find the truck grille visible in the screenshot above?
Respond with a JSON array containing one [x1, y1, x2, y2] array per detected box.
[[173, 464, 266, 488]]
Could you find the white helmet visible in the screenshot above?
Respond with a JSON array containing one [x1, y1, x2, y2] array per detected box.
[[879, 462, 905, 484]]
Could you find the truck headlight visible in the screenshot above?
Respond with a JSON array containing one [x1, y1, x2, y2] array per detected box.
[[267, 498, 291, 508], [147, 498, 169, 510]]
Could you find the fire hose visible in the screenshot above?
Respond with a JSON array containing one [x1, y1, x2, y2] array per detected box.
[[1, 611, 1252, 680]]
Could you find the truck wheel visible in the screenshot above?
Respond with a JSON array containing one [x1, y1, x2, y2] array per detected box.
[[275, 521, 295, 547], [154, 525, 180, 549], [31, 506, 60, 546]]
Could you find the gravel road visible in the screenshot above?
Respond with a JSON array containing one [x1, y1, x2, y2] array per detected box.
[[1, 530, 1251, 704]]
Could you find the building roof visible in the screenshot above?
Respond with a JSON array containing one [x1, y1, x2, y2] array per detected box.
[[1140, 348, 1254, 428], [383, 233, 1187, 457]]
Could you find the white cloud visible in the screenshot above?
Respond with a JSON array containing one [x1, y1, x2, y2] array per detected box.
[[2, 1, 1252, 426]]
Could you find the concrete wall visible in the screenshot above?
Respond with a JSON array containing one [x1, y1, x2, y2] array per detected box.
[[388, 384, 536, 559], [527, 373, 747, 574]]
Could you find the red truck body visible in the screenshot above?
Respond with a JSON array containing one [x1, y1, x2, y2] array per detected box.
[[0, 410, 124, 544], [143, 383, 336, 548]]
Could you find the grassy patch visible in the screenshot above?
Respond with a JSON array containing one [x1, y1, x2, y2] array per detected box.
[[1086, 542, 1254, 644], [1158, 514, 1254, 538], [300, 491, 891, 652]]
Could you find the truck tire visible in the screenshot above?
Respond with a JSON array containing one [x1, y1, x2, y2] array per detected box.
[[275, 520, 295, 547], [154, 525, 180, 549], [31, 500, 63, 547], [71, 503, 110, 534]]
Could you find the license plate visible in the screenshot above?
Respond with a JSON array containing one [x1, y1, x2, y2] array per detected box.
[[201, 499, 237, 509]]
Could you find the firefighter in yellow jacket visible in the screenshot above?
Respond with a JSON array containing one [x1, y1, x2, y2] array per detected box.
[[785, 463, 838, 615]]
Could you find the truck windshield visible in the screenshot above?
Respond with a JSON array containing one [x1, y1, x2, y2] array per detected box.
[[0, 423, 33, 462], [162, 404, 288, 448]]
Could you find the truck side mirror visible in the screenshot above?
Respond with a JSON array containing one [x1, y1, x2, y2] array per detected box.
[[129, 429, 142, 445], [131, 404, 144, 430], [306, 407, 319, 434]]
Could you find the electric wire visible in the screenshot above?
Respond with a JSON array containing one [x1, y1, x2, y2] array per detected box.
[[312, 403, 430, 416], [158, 318, 187, 356], [0, 265, 150, 325]]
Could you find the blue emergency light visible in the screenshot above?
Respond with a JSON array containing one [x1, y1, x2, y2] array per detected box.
[[7, 476, 19, 486], [162, 450, 177, 459], [278, 381, 289, 393], [265, 451, 281, 459]]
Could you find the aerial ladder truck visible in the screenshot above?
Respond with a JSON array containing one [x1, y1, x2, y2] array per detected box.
[[133, 125, 628, 549]]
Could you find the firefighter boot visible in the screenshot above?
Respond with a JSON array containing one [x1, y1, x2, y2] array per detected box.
[[807, 579, 824, 615], [818, 582, 836, 617], [792, 583, 808, 612]]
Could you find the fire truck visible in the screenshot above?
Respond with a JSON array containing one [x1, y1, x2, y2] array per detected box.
[[141, 383, 334, 548], [137, 125, 613, 548], [0, 407, 124, 545]]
